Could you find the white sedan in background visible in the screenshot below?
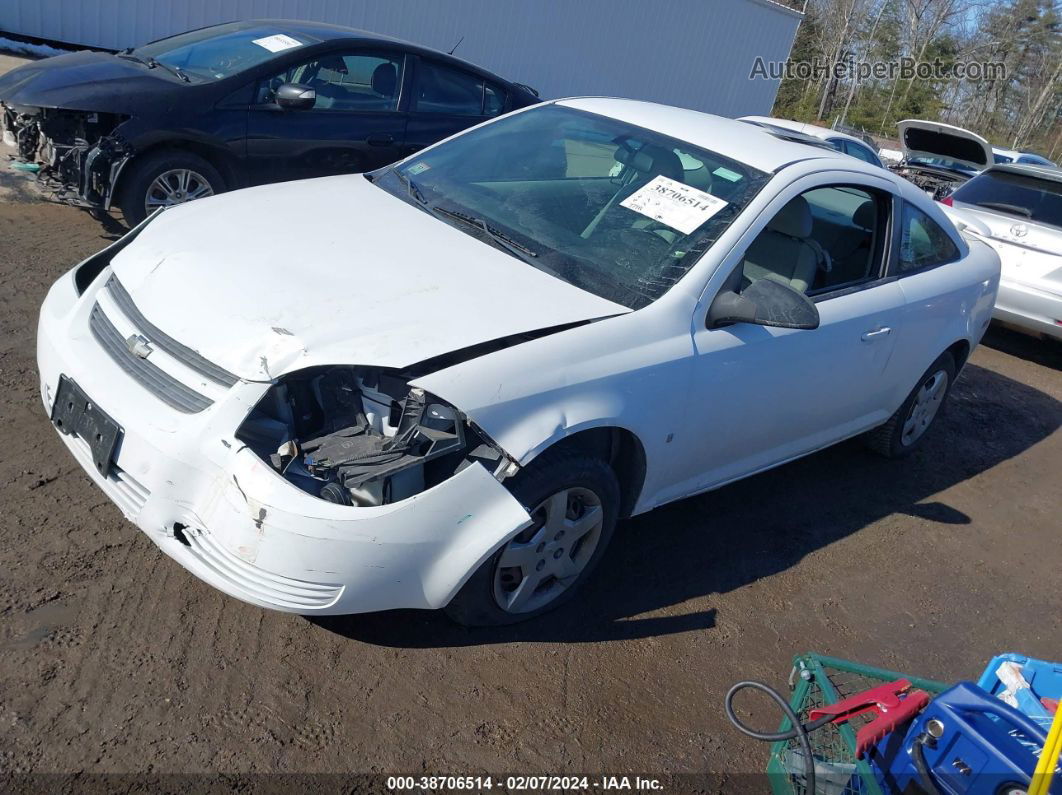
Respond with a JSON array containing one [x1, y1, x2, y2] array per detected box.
[[941, 163, 1062, 341], [738, 115, 883, 167], [38, 98, 999, 625]]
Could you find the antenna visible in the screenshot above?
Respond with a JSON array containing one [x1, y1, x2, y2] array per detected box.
[[448, 35, 464, 55]]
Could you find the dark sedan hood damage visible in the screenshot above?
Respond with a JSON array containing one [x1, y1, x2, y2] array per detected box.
[[0, 50, 186, 113]]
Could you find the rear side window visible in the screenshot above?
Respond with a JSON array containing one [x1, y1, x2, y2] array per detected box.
[[416, 61, 490, 115], [951, 170, 1062, 229], [897, 201, 960, 272], [846, 142, 880, 166]]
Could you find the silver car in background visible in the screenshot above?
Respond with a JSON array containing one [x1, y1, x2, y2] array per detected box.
[[942, 164, 1062, 341]]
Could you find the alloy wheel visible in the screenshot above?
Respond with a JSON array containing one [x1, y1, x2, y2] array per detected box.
[[901, 369, 949, 446], [145, 168, 214, 214], [492, 486, 604, 614]]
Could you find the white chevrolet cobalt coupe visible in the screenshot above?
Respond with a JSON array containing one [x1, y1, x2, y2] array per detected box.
[[37, 99, 1000, 625]]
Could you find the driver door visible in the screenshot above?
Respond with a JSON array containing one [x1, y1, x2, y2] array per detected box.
[[663, 177, 907, 500], [244, 48, 411, 184]]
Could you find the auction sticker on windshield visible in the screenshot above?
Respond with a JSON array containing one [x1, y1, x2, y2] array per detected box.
[[252, 34, 303, 53], [620, 175, 728, 235]]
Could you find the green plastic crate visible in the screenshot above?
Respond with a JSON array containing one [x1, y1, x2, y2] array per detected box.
[[766, 653, 949, 795]]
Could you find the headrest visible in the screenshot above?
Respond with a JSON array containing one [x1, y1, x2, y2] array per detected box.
[[853, 199, 876, 230], [318, 55, 348, 73], [768, 195, 813, 238], [372, 62, 397, 97]]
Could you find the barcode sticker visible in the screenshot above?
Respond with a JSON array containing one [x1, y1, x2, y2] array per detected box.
[[620, 175, 729, 235]]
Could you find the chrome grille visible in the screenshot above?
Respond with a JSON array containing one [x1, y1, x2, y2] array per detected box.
[[106, 276, 238, 387], [89, 303, 213, 413]]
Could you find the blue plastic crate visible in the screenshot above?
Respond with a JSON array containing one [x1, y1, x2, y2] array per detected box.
[[977, 652, 1062, 731]]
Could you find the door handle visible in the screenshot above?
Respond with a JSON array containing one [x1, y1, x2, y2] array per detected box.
[[861, 327, 892, 341], [367, 134, 394, 146]]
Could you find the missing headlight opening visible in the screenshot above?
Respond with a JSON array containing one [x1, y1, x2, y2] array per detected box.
[[1, 103, 131, 207], [236, 366, 510, 507]]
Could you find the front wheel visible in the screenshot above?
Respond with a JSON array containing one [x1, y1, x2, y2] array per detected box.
[[117, 150, 225, 226], [865, 351, 957, 458], [444, 450, 619, 626]]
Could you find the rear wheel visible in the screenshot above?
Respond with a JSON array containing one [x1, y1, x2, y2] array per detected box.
[[866, 351, 956, 458], [444, 450, 619, 626], [118, 150, 224, 226]]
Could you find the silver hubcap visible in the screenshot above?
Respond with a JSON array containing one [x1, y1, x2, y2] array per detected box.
[[493, 486, 604, 614], [901, 369, 949, 446], [145, 168, 213, 213]]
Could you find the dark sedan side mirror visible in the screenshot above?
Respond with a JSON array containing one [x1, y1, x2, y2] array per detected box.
[[275, 83, 316, 110], [708, 277, 820, 330]]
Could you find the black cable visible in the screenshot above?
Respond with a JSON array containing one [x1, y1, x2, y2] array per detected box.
[[725, 680, 832, 794], [912, 733, 943, 795]]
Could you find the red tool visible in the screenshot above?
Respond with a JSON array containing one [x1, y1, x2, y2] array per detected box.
[[808, 678, 931, 759]]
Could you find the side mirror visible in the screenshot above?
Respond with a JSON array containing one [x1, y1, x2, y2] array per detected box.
[[275, 82, 316, 110], [708, 278, 820, 330]]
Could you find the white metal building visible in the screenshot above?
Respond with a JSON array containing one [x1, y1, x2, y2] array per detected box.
[[0, 0, 802, 117]]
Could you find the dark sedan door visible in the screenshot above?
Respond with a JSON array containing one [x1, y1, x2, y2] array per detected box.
[[244, 48, 410, 184], [403, 57, 507, 152]]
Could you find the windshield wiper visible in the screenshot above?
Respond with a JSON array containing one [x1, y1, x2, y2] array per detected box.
[[390, 166, 429, 207], [975, 201, 1033, 218], [431, 206, 539, 260], [116, 52, 189, 82], [387, 167, 537, 261]]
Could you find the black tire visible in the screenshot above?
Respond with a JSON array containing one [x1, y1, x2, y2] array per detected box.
[[117, 149, 225, 226], [444, 449, 620, 627], [865, 351, 957, 458]]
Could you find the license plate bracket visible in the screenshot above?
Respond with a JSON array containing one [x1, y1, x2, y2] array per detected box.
[[51, 375, 122, 475]]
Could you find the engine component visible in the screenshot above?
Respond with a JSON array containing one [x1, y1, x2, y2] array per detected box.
[[237, 366, 497, 507]]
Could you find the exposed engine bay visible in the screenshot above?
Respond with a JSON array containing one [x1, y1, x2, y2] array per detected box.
[[1, 102, 131, 208], [236, 366, 512, 507], [888, 163, 969, 201]]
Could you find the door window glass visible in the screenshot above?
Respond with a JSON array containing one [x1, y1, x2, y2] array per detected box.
[[897, 201, 960, 272], [258, 52, 403, 110], [738, 186, 884, 296], [483, 83, 505, 116], [417, 61, 485, 115], [846, 142, 880, 165]]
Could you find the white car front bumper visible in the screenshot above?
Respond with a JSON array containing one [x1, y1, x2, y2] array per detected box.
[[37, 267, 531, 614]]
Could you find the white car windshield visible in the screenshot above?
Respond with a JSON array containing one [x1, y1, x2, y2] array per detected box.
[[374, 105, 768, 308]]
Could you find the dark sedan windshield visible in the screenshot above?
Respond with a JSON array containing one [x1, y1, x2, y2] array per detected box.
[[952, 170, 1062, 228], [134, 22, 311, 82], [375, 105, 768, 308]]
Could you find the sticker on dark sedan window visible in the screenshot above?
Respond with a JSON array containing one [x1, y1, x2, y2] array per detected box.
[[407, 162, 431, 176], [621, 175, 729, 234], [252, 34, 303, 53]]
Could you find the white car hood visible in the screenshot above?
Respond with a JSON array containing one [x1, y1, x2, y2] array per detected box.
[[898, 119, 992, 171], [108, 175, 628, 381]]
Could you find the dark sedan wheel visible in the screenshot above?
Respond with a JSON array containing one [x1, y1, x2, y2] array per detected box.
[[118, 150, 225, 226], [444, 449, 619, 626]]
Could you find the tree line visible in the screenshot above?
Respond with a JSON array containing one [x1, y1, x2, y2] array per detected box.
[[772, 0, 1061, 158]]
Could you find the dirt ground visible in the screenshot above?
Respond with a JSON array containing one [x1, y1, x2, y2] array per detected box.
[[1, 96, 1060, 793]]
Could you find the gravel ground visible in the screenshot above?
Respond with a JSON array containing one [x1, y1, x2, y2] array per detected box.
[[1, 54, 1060, 791]]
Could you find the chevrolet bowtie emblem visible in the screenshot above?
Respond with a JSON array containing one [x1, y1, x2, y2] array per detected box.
[[125, 334, 154, 359]]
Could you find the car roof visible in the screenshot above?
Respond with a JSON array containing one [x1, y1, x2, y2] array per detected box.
[[983, 163, 1062, 183], [558, 99, 861, 173], [738, 116, 868, 147], [237, 19, 514, 83]]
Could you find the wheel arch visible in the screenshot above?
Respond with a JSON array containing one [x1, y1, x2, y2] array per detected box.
[[945, 338, 971, 372], [523, 425, 647, 519], [114, 139, 244, 203]]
